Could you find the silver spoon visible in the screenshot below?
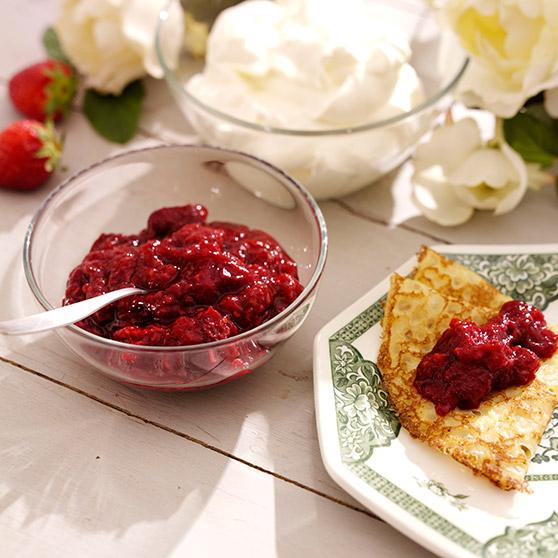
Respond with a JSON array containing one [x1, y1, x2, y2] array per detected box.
[[0, 287, 147, 335]]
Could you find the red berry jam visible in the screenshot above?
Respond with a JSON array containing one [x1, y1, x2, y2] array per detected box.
[[64, 204, 303, 346], [414, 300, 558, 416]]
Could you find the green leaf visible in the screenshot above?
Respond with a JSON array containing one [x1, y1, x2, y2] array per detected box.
[[83, 80, 145, 144], [503, 104, 558, 167], [42, 27, 70, 63]]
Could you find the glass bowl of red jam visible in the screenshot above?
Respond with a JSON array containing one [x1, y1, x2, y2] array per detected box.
[[23, 145, 327, 390]]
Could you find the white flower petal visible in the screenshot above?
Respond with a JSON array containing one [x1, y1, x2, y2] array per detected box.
[[451, 182, 502, 210], [494, 143, 528, 214], [413, 118, 482, 173], [123, 0, 184, 78], [448, 143, 528, 214], [412, 166, 474, 226], [457, 63, 529, 118], [57, 0, 184, 94], [447, 148, 517, 189], [444, 1, 558, 117]]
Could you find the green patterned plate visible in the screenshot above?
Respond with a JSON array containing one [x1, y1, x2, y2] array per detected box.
[[314, 244, 558, 558]]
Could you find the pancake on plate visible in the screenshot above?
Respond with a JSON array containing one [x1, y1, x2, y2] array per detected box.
[[378, 252, 558, 491], [412, 246, 510, 311]]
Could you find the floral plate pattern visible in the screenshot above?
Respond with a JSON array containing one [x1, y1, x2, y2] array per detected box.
[[314, 245, 558, 558]]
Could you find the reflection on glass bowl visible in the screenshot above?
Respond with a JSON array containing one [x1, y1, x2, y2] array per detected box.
[[156, 0, 468, 199], [23, 145, 327, 391]]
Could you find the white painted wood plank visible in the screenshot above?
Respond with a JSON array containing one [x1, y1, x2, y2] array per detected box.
[[0, 360, 435, 558], [0, 0, 59, 80], [141, 78, 200, 144]]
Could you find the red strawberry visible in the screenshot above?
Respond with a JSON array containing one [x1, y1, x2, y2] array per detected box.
[[0, 120, 62, 191], [9, 60, 76, 121]]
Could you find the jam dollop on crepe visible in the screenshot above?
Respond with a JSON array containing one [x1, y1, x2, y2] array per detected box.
[[415, 300, 558, 416]]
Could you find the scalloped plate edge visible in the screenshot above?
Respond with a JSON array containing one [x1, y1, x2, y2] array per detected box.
[[313, 243, 558, 558]]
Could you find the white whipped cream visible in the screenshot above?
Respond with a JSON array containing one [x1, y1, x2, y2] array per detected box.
[[185, 0, 427, 198]]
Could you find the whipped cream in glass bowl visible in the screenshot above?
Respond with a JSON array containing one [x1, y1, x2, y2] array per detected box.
[[157, 0, 467, 200]]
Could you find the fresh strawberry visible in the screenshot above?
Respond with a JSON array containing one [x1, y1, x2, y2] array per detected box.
[[0, 120, 62, 191], [9, 60, 76, 121]]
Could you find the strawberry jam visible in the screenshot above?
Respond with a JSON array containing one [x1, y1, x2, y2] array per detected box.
[[64, 204, 303, 346], [414, 300, 558, 416]]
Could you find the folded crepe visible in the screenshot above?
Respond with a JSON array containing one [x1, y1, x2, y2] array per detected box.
[[412, 246, 510, 311], [378, 252, 558, 491]]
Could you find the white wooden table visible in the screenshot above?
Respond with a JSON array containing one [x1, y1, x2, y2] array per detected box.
[[1, 3, 557, 557]]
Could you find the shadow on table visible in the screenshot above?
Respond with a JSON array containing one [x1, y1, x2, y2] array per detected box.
[[271, 474, 437, 558], [0, 184, 61, 235], [0, 249, 241, 554], [192, 340, 437, 557], [0, 368, 245, 557], [250, 356, 438, 557]]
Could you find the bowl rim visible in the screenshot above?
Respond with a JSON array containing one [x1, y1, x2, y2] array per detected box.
[[23, 143, 328, 352], [155, 0, 469, 137]]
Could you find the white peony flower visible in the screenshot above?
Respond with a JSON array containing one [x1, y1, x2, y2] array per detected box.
[[440, 0, 558, 117], [412, 116, 528, 226], [56, 0, 184, 94]]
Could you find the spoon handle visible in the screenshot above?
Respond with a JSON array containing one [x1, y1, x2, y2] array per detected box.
[[0, 287, 146, 335]]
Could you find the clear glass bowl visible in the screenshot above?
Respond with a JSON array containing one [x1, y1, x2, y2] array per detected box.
[[156, 0, 468, 199], [23, 145, 327, 391]]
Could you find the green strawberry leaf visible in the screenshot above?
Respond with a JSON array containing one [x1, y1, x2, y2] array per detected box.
[[42, 27, 70, 63], [44, 64, 77, 118], [503, 104, 558, 167], [34, 120, 63, 173], [83, 80, 145, 144]]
